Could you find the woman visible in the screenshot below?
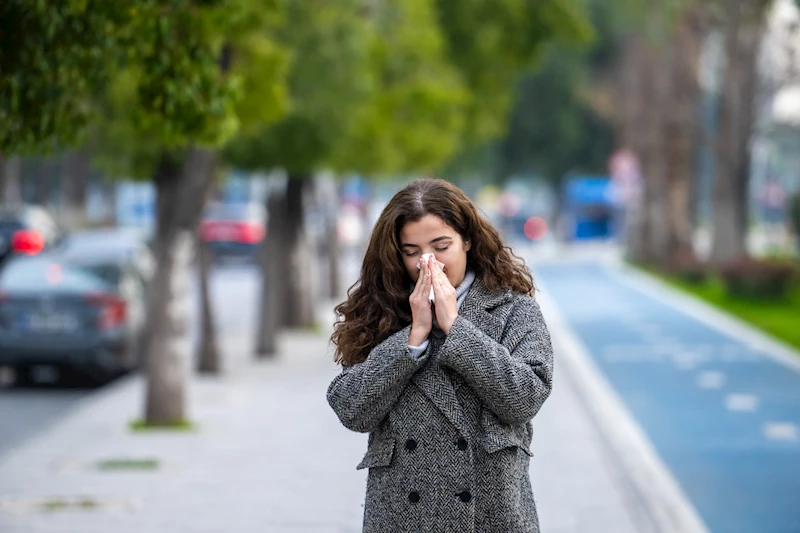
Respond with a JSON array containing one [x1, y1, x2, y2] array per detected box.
[[328, 178, 553, 533]]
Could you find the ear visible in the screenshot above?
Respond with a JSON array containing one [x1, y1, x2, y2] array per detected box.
[[464, 239, 471, 252]]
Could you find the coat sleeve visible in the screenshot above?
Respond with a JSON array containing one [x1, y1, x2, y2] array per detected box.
[[437, 297, 553, 425], [327, 325, 429, 433]]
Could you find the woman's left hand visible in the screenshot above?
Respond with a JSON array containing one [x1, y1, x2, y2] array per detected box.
[[430, 259, 458, 334]]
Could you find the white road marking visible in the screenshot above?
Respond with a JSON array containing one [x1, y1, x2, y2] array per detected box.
[[725, 394, 759, 412], [763, 422, 799, 441], [697, 371, 725, 389], [674, 352, 706, 370]]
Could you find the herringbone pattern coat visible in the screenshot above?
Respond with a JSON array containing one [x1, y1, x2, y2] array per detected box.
[[328, 278, 554, 533]]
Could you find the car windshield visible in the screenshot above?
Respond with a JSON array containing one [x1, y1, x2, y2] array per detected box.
[[0, 259, 112, 293]]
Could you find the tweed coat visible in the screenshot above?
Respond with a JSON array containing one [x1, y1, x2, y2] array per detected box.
[[327, 277, 554, 533]]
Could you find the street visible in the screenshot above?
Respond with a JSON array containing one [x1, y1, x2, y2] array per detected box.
[[1, 245, 799, 533], [0, 261, 261, 462], [531, 256, 800, 533]]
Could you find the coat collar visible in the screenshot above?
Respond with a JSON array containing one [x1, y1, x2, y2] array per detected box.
[[411, 276, 513, 436], [459, 275, 511, 342]]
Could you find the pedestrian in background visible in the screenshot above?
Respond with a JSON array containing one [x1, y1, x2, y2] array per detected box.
[[328, 178, 554, 533]]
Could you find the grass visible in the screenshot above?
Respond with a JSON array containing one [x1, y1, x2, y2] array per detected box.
[[95, 458, 160, 471], [40, 498, 99, 512], [129, 419, 196, 433], [646, 271, 800, 352]]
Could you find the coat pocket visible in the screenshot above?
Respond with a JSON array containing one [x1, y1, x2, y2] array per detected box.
[[356, 437, 396, 470], [478, 409, 533, 457]]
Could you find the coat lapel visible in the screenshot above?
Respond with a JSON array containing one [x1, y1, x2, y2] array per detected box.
[[411, 276, 513, 436], [412, 361, 470, 436]]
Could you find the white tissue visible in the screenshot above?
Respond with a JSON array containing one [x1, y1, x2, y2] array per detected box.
[[416, 253, 444, 303]]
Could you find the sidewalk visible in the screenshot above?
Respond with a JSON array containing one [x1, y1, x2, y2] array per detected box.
[[0, 301, 647, 533]]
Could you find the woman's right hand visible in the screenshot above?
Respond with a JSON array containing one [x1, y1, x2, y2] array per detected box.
[[408, 258, 433, 346]]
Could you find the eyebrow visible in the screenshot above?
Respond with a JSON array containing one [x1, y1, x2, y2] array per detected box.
[[400, 236, 453, 249]]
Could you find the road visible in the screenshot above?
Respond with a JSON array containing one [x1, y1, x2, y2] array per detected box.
[[531, 258, 800, 533], [0, 261, 261, 462]]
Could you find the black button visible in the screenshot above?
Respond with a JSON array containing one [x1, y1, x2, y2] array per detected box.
[[457, 438, 468, 451], [409, 491, 420, 503], [457, 491, 472, 503], [404, 439, 418, 451]]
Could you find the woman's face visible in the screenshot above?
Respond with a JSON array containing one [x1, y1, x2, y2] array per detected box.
[[399, 214, 471, 287]]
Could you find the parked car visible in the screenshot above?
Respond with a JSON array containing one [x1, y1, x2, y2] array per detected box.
[[200, 202, 266, 261], [0, 243, 148, 385], [0, 205, 63, 266], [55, 228, 156, 285]]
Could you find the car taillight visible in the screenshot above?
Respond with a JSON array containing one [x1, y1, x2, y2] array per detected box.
[[11, 230, 45, 255], [238, 222, 265, 244], [86, 292, 127, 330], [199, 220, 215, 242]]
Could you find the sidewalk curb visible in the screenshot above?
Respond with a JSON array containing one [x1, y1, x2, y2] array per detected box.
[[534, 274, 711, 533], [609, 261, 800, 374]]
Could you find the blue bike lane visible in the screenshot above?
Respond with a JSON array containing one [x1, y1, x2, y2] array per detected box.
[[534, 261, 800, 533]]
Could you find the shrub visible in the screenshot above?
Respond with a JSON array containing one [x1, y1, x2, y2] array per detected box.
[[718, 257, 799, 300]]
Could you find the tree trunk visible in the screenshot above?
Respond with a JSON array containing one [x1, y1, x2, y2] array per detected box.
[[143, 147, 216, 425], [253, 175, 315, 358], [196, 231, 221, 374], [281, 176, 315, 327], [710, 0, 767, 265], [254, 191, 283, 357], [617, 33, 652, 264], [0, 155, 5, 204], [327, 213, 342, 299], [629, 35, 671, 266], [664, 8, 708, 264], [63, 150, 91, 230], [3, 156, 22, 207]]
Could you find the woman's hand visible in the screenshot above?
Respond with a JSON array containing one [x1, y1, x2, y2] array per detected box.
[[431, 259, 458, 334], [408, 258, 433, 346]]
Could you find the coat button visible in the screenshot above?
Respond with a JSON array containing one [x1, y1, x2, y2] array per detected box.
[[404, 439, 418, 452], [457, 438, 468, 451], [409, 491, 420, 503], [457, 491, 472, 503]]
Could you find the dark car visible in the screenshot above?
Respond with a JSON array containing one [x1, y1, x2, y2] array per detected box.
[[200, 202, 266, 261], [0, 241, 149, 385], [0, 205, 63, 265]]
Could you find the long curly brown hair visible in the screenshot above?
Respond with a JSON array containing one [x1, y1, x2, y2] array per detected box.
[[331, 178, 534, 366]]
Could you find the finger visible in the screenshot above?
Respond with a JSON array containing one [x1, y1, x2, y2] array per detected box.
[[422, 262, 432, 291], [413, 266, 425, 293]]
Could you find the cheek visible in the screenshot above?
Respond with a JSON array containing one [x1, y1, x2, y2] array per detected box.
[[441, 252, 467, 281]]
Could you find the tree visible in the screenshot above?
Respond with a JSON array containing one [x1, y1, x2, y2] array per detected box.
[[497, 44, 615, 187], [0, 2, 136, 154], [225, 0, 485, 354], [225, 0, 593, 355], [22, 0, 290, 424], [605, 0, 711, 266], [710, 0, 772, 265], [663, 5, 709, 264], [433, 0, 594, 144]]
